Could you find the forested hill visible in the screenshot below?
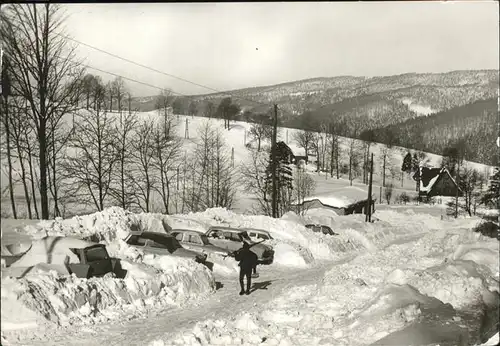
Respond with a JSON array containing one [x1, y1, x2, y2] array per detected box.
[[371, 98, 498, 167]]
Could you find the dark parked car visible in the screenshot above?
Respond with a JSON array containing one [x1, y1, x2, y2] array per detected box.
[[124, 231, 207, 264], [205, 226, 274, 264], [305, 224, 338, 236], [170, 229, 231, 257]]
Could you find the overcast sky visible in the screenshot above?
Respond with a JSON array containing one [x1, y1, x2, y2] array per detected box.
[[63, 2, 499, 97]]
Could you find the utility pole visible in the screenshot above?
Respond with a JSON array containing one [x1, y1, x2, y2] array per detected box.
[[271, 104, 278, 218], [366, 153, 374, 222], [455, 162, 460, 219], [185, 118, 189, 139]]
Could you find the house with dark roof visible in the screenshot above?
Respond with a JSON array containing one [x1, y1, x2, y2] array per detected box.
[[413, 167, 463, 199]]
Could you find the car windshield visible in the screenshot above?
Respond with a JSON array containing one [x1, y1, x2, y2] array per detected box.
[[239, 232, 253, 242], [199, 234, 210, 245], [85, 246, 109, 262], [149, 234, 182, 253]]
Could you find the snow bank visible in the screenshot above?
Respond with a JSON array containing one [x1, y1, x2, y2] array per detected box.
[[23, 206, 138, 242], [1, 255, 215, 331], [1, 207, 220, 333]]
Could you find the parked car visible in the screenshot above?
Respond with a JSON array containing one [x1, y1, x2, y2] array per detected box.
[[2, 236, 121, 279], [124, 231, 207, 264], [305, 224, 338, 236], [170, 229, 231, 256], [240, 228, 274, 242], [205, 226, 274, 264]]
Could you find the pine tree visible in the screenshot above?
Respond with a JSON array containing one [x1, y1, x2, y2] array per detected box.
[[264, 142, 293, 216], [481, 168, 500, 208], [401, 152, 412, 173]]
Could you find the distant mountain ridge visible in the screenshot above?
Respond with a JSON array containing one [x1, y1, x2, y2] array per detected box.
[[130, 69, 498, 165]]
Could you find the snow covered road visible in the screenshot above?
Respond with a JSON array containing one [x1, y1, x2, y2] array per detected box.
[[6, 260, 349, 346], [2, 208, 498, 346]]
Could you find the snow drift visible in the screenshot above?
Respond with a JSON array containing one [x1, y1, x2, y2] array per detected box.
[[1, 207, 218, 332]]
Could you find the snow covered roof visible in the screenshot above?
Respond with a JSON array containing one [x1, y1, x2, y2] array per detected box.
[[299, 186, 375, 208], [414, 166, 461, 193], [287, 144, 306, 157]]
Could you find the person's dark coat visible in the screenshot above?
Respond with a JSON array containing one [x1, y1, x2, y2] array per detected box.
[[234, 243, 258, 270]]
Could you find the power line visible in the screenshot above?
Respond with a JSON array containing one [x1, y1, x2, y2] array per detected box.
[[82, 62, 188, 97], [56, 32, 270, 107], [6, 18, 285, 116]]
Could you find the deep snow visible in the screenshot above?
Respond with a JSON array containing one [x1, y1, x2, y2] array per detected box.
[[1, 206, 498, 346]]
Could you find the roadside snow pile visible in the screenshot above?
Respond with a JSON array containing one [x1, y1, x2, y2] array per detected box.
[[23, 207, 138, 242], [177, 208, 357, 263], [1, 208, 219, 333], [1, 255, 215, 331], [176, 207, 446, 266]]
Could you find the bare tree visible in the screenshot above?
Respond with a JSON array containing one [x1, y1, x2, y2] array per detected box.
[[293, 130, 315, 157], [106, 81, 114, 113], [81, 73, 97, 110], [1, 4, 84, 219], [360, 130, 375, 185], [62, 108, 118, 211], [346, 138, 362, 186], [110, 107, 138, 209], [327, 118, 342, 179], [293, 167, 316, 215], [240, 149, 273, 216], [379, 146, 393, 188], [384, 183, 394, 204], [459, 165, 481, 216], [248, 120, 272, 152], [130, 121, 156, 213], [152, 118, 181, 214], [0, 72, 17, 218], [184, 122, 237, 212], [112, 77, 127, 115], [46, 110, 75, 217], [204, 101, 215, 119]]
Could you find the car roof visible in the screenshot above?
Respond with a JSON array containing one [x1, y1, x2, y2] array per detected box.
[[129, 231, 174, 238], [207, 226, 240, 231], [171, 229, 203, 235], [241, 228, 271, 235]]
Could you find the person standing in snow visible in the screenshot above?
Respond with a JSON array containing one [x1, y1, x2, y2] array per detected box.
[[234, 242, 259, 295]]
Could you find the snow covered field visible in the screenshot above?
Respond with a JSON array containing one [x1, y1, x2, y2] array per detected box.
[[1, 112, 496, 217], [1, 206, 498, 346]]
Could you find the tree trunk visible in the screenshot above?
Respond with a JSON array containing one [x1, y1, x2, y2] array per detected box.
[[39, 121, 49, 219], [51, 128, 60, 217], [335, 144, 339, 179], [349, 155, 352, 186], [26, 137, 39, 219], [382, 155, 386, 187], [15, 138, 32, 219], [330, 136, 334, 177], [4, 97, 17, 218]]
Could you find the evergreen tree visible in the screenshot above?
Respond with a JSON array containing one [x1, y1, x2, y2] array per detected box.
[[481, 168, 500, 208], [264, 142, 293, 216], [401, 152, 412, 173]]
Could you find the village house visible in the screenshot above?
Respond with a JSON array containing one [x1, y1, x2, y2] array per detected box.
[[413, 166, 463, 200], [292, 186, 376, 216], [285, 143, 308, 165]]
